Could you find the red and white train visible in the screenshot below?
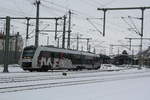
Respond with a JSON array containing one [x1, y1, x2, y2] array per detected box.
[[20, 45, 101, 72]]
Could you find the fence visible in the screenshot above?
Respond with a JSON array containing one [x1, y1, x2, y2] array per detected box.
[[0, 50, 21, 64]]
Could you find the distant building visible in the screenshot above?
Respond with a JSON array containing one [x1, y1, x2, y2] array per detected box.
[[0, 32, 23, 52], [0, 32, 24, 64], [0, 33, 4, 50], [136, 47, 150, 67]]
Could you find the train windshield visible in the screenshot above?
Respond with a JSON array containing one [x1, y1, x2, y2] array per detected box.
[[22, 46, 36, 58]]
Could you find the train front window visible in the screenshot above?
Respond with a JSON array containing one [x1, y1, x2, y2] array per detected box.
[[22, 49, 35, 58]]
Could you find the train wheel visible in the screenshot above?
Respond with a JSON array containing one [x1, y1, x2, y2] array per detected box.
[[40, 66, 49, 72], [44, 69, 48, 72], [28, 69, 33, 72], [39, 69, 48, 72]]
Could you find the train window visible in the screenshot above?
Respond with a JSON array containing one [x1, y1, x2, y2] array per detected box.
[[59, 53, 64, 59], [72, 54, 80, 59], [71, 54, 82, 64], [64, 53, 67, 58], [64, 53, 71, 58], [85, 55, 93, 60], [54, 52, 59, 58], [67, 53, 72, 59], [22, 49, 35, 58], [40, 51, 51, 57]]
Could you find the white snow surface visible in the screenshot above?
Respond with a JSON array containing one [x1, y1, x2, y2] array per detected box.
[[0, 64, 24, 72], [0, 65, 150, 100]]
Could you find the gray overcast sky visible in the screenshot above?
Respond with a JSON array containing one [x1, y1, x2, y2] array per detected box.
[[0, 0, 150, 55]]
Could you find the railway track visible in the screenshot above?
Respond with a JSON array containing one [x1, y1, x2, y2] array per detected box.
[[0, 68, 149, 84], [0, 69, 112, 83], [0, 66, 131, 78], [0, 71, 150, 93]]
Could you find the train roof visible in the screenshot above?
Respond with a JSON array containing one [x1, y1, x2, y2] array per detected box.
[[24, 45, 36, 50], [23, 45, 99, 57], [38, 46, 98, 57]]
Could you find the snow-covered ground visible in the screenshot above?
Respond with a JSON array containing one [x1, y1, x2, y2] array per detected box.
[[0, 64, 150, 100], [100, 64, 125, 70], [0, 64, 24, 72], [0, 76, 149, 100], [0, 64, 135, 73]]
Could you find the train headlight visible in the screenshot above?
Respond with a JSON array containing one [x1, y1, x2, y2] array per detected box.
[[23, 56, 32, 59]]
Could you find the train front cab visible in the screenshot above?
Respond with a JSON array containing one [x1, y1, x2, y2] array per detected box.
[[21, 46, 36, 71]]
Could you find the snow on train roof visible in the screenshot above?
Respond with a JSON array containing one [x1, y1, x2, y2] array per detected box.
[[38, 46, 98, 57]]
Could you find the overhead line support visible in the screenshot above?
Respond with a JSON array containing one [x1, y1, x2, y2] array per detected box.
[[0, 17, 62, 20], [103, 9, 106, 36], [97, 6, 150, 68], [55, 18, 58, 40], [62, 15, 67, 48], [3, 16, 10, 73], [25, 18, 30, 46], [67, 10, 72, 49]]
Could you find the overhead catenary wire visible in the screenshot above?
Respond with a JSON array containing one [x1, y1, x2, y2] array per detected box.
[[0, 7, 27, 17], [81, 0, 100, 8], [41, 0, 107, 38], [86, 18, 103, 35], [41, 3, 67, 14], [42, 0, 99, 19], [128, 16, 141, 34], [41, 5, 60, 16], [121, 17, 140, 35], [10, 0, 30, 17], [42, 0, 69, 12], [102, 0, 119, 7], [92, 0, 105, 7]]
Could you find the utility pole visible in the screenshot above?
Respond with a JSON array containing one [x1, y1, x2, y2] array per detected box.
[[129, 38, 132, 50], [124, 38, 132, 50], [77, 34, 79, 50], [103, 9, 106, 36], [62, 15, 66, 48], [117, 48, 120, 55], [26, 18, 30, 46], [35, 0, 40, 48], [47, 36, 49, 45], [139, 8, 145, 68], [67, 10, 72, 49], [73, 45, 75, 50], [93, 48, 96, 53], [15, 32, 19, 61], [132, 49, 134, 65], [3, 16, 10, 73], [89, 44, 91, 52], [87, 38, 89, 51], [81, 46, 83, 51], [109, 45, 113, 56], [55, 19, 58, 40], [57, 38, 60, 48]]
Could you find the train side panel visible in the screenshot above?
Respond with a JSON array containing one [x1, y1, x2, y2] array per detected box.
[[21, 46, 101, 71]]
